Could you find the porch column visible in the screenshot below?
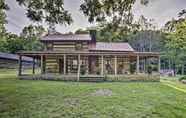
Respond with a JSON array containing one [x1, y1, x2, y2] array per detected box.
[[32, 57, 35, 74], [41, 55, 45, 74], [158, 56, 161, 73], [114, 56, 117, 75], [77, 54, 81, 81], [63, 54, 66, 75], [136, 55, 140, 74], [18, 55, 22, 76], [101, 55, 104, 75]]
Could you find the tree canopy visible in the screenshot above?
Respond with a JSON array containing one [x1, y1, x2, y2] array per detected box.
[[0, 0, 9, 34], [20, 25, 46, 38], [16, 0, 73, 27], [80, 0, 149, 41]]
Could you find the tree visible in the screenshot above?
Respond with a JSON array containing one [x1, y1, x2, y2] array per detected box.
[[80, 0, 148, 24], [178, 9, 186, 18], [0, 0, 10, 53], [20, 25, 46, 51], [16, 0, 73, 28], [75, 28, 89, 34], [80, 0, 148, 42], [0, 33, 25, 53], [20, 25, 46, 39], [0, 0, 9, 34], [164, 18, 186, 75]]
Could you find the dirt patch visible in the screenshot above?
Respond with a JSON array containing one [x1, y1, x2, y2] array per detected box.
[[90, 89, 113, 96], [64, 98, 80, 107]]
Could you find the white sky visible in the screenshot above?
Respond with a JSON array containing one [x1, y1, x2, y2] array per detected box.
[[5, 0, 186, 35]]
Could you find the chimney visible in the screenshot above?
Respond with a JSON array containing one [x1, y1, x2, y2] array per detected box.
[[89, 30, 96, 44]]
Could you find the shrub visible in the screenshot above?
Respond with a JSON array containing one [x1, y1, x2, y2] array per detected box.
[[179, 76, 186, 81], [80, 65, 86, 75], [95, 67, 101, 75], [147, 65, 153, 75], [130, 63, 135, 74]]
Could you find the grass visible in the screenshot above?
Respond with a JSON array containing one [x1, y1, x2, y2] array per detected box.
[[0, 70, 186, 118], [161, 76, 186, 92]]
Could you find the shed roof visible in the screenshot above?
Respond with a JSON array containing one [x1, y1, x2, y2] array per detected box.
[[0, 52, 33, 62], [89, 42, 134, 52], [41, 34, 91, 41]]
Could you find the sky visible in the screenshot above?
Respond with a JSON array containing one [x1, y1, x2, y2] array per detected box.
[[5, 0, 186, 35]]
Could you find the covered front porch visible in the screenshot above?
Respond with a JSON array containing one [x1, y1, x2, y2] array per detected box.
[[17, 51, 160, 81]]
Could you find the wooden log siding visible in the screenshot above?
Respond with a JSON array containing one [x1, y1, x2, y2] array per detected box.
[[45, 55, 59, 73], [53, 42, 88, 51], [117, 57, 130, 74]]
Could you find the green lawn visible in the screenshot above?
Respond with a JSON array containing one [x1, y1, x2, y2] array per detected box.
[[0, 70, 186, 118]]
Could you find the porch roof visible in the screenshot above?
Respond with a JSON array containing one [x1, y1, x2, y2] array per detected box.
[[17, 51, 159, 58]]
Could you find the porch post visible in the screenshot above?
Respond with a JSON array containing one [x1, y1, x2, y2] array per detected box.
[[114, 56, 117, 75], [63, 54, 66, 75], [101, 55, 104, 75], [41, 55, 45, 74], [18, 55, 22, 76], [32, 57, 35, 74], [136, 55, 139, 74], [77, 54, 81, 81], [158, 56, 161, 73]]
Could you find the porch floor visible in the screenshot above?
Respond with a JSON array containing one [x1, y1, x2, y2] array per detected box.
[[19, 73, 160, 82]]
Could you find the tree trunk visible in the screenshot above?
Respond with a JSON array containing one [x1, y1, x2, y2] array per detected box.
[[173, 62, 176, 76], [182, 65, 185, 75], [168, 59, 171, 70]]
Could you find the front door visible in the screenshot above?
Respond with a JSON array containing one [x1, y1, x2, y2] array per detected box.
[[59, 58, 64, 74]]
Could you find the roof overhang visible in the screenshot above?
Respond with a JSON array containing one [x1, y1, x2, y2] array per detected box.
[[17, 51, 160, 59]]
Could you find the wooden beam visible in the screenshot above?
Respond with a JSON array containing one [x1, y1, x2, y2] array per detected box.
[[158, 56, 161, 73], [18, 55, 22, 76], [32, 57, 35, 74], [63, 54, 66, 75], [114, 56, 117, 75], [41, 55, 45, 74], [101, 55, 104, 75], [136, 55, 140, 74], [17, 51, 160, 57], [77, 54, 81, 81]]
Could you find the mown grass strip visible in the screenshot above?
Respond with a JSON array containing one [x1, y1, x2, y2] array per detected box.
[[161, 80, 186, 93]]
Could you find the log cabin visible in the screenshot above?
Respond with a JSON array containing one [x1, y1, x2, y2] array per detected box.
[[17, 31, 160, 81]]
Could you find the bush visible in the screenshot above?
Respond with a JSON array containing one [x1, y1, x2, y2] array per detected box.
[[179, 76, 186, 81], [80, 65, 87, 75], [130, 63, 135, 74], [147, 65, 153, 75]]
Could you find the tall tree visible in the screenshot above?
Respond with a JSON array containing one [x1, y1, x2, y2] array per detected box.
[[0, 0, 9, 52], [16, 0, 73, 29], [0, 0, 8, 34], [163, 18, 186, 75], [134, 15, 157, 52], [80, 0, 148, 41], [20, 25, 46, 51], [178, 9, 186, 18], [75, 28, 89, 34], [20, 25, 46, 39]]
